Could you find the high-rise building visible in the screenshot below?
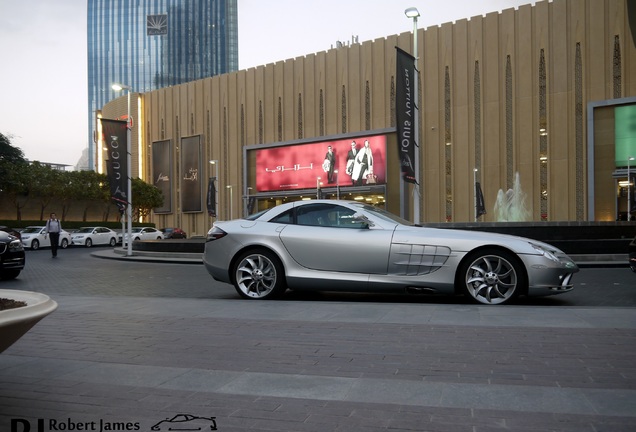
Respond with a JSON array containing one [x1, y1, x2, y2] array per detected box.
[[87, 0, 238, 170]]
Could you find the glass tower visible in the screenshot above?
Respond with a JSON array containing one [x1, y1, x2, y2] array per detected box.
[[87, 0, 238, 170]]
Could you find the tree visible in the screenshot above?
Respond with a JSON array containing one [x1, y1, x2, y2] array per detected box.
[[131, 177, 164, 221], [0, 132, 26, 164]]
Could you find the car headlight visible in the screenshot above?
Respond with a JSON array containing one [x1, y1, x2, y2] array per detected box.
[[9, 239, 24, 251], [530, 242, 560, 263]]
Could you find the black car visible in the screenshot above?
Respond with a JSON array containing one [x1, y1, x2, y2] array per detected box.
[[0, 230, 25, 280], [0, 226, 21, 240], [629, 235, 636, 273]]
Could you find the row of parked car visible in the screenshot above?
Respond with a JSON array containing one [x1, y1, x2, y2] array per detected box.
[[0, 225, 187, 250]]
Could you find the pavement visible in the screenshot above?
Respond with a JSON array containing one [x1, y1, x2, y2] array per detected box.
[[0, 249, 634, 432]]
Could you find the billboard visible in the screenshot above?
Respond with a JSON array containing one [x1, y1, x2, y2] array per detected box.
[[255, 134, 387, 192], [615, 104, 636, 167], [152, 140, 172, 213]]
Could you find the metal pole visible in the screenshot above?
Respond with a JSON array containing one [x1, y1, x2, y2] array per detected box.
[[412, 13, 421, 225], [126, 89, 132, 256], [226, 185, 233, 219], [628, 157, 633, 220], [474, 168, 478, 222], [335, 170, 340, 200]]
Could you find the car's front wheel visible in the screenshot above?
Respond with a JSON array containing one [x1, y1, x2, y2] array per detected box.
[[459, 249, 525, 305], [232, 249, 285, 300], [60, 238, 69, 249], [85, 238, 93, 248], [109, 237, 117, 247], [31, 239, 40, 250]]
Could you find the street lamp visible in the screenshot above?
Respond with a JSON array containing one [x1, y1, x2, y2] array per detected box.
[[209, 160, 219, 217], [111, 83, 133, 256], [473, 168, 478, 222], [316, 177, 322, 199], [628, 156, 635, 220], [226, 185, 233, 220], [405, 6, 421, 225], [245, 186, 253, 217], [334, 170, 340, 200]]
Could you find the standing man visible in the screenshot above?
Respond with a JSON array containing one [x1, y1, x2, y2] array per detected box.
[[45, 213, 62, 258], [323, 145, 336, 183], [346, 141, 358, 185]]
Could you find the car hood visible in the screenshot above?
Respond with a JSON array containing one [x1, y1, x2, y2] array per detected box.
[[395, 225, 566, 256]]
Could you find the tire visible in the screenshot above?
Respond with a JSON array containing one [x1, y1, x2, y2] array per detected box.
[[1, 269, 20, 280], [60, 238, 69, 249], [459, 248, 525, 305], [232, 249, 286, 300], [109, 237, 117, 247], [156, 236, 162, 240], [85, 238, 93, 248], [31, 239, 40, 250]]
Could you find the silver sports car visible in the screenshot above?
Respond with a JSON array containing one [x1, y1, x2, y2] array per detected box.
[[203, 200, 578, 305]]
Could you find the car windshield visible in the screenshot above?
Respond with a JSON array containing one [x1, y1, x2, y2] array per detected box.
[[78, 228, 94, 233], [22, 227, 43, 233]]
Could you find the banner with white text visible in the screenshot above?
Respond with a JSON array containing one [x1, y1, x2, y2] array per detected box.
[[101, 119, 128, 213], [152, 140, 172, 213], [181, 136, 202, 213], [396, 47, 417, 184]]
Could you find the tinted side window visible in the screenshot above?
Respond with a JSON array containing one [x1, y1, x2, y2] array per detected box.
[[270, 209, 294, 224]]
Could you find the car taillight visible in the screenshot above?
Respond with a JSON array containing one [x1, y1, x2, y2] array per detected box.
[[206, 226, 227, 241]]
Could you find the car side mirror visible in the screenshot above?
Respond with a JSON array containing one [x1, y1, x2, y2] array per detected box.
[[352, 213, 374, 228]]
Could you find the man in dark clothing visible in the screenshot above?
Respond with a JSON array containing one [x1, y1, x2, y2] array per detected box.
[[45, 213, 62, 258]]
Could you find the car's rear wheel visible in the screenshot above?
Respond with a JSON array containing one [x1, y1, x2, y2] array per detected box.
[[232, 249, 285, 299], [31, 239, 40, 250], [109, 237, 116, 247], [459, 249, 525, 305], [85, 238, 93, 248], [61, 238, 68, 249]]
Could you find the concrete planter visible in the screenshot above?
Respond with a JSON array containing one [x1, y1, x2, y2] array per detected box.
[[0, 290, 58, 353]]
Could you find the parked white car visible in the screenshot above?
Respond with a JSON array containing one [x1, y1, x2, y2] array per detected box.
[[118, 227, 164, 244], [20, 226, 72, 250], [71, 226, 118, 247]]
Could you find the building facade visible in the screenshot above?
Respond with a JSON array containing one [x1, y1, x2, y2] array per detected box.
[[88, 0, 238, 170], [100, 0, 636, 237]]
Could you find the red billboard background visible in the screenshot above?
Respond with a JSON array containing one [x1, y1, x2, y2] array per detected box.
[[255, 134, 387, 192]]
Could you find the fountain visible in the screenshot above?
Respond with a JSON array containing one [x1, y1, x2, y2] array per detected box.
[[494, 172, 531, 222]]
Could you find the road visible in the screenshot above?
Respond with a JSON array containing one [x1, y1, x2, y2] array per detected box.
[[1, 246, 635, 432], [8, 246, 636, 307]]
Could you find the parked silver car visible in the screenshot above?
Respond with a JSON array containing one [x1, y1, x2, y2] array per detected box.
[[203, 200, 579, 305]]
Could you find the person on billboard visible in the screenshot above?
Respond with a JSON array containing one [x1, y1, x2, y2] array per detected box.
[[352, 139, 374, 186], [323, 145, 336, 183], [346, 141, 358, 185]]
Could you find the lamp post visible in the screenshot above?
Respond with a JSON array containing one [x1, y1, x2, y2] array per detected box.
[[245, 186, 253, 217], [473, 168, 478, 222], [226, 185, 233, 220], [405, 7, 421, 225], [628, 157, 635, 220], [209, 160, 218, 218], [316, 177, 322, 199], [334, 170, 340, 200], [111, 83, 133, 256]]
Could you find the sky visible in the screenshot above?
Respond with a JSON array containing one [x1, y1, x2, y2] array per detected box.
[[0, 0, 535, 168]]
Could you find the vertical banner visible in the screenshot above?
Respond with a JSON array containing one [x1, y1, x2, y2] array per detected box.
[[475, 182, 487, 218], [207, 177, 217, 217], [181, 136, 202, 213], [101, 119, 128, 213], [152, 140, 172, 213], [395, 47, 417, 184]]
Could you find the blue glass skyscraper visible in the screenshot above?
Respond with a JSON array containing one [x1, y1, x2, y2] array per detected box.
[[87, 0, 238, 170]]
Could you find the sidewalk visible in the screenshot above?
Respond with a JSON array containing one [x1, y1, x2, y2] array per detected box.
[[2, 296, 635, 431]]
